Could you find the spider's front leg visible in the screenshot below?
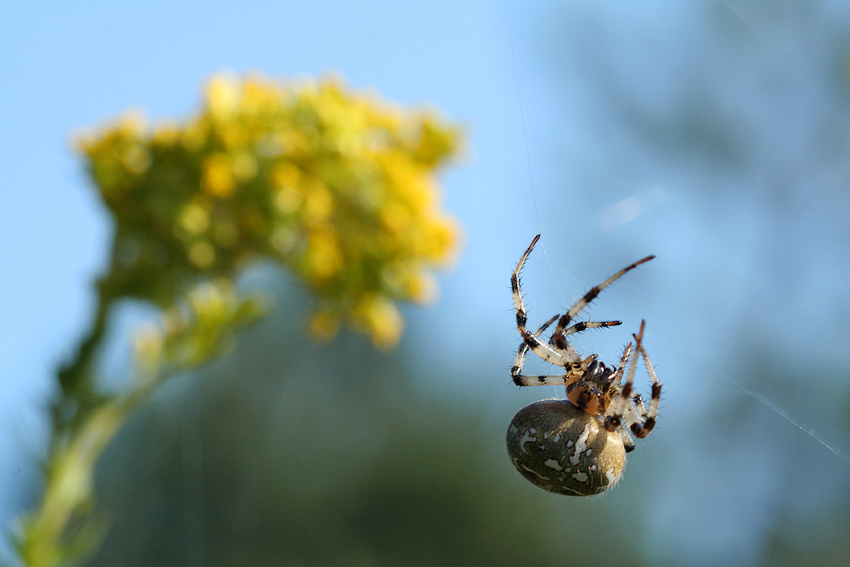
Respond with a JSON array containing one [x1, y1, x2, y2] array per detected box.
[[511, 235, 570, 367]]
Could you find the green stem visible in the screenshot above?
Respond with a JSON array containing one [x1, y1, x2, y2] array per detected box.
[[20, 389, 146, 567], [52, 281, 113, 439]]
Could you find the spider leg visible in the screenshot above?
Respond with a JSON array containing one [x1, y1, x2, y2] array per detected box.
[[609, 343, 646, 412], [603, 322, 644, 431], [549, 255, 655, 348], [512, 374, 570, 387], [550, 319, 622, 353], [511, 235, 570, 367], [616, 341, 634, 374], [602, 344, 641, 453], [511, 314, 565, 386], [603, 320, 661, 441], [628, 340, 661, 439], [562, 320, 621, 339]]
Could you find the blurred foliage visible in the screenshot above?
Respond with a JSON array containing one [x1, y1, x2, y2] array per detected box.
[[13, 74, 462, 567], [74, 74, 461, 348]]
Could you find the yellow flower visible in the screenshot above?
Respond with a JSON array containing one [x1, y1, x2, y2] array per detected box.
[[205, 73, 241, 117], [353, 293, 403, 350], [201, 153, 236, 197], [300, 180, 334, 225], [180, 202, 210, 235], [77, 72, 462, 347], [305, 228, 343, 281], [270, 162, 300, 189]]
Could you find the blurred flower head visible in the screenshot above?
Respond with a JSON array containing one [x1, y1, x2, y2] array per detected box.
[[75, 72, 462, 347]]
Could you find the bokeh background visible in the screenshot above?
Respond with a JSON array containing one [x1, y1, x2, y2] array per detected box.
[[2, 1, 849, 566]]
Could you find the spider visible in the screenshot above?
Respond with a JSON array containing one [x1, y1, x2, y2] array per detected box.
[[505, 234, 661, 496]]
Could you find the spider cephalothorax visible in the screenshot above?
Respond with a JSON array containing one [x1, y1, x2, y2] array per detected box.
[[506, 235, 660, 496]]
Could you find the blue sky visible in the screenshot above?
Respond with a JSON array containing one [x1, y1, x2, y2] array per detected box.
[[3, 2, 850, 565]]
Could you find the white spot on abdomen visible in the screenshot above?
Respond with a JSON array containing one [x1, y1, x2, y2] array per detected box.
[[569, 424, 592, 466], [517, 429, 536, 454], [520, 463, 550, 480]]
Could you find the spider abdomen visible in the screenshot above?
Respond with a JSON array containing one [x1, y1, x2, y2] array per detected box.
[[506, 399, 626, 496]]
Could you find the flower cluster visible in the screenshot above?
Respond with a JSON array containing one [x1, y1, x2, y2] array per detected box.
[[76, 74, 462, 347]]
